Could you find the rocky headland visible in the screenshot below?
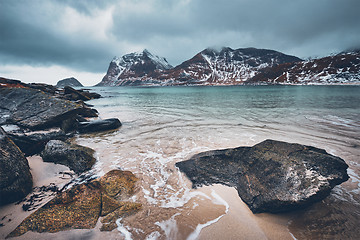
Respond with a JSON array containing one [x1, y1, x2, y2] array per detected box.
[[56, 77, 83, 88]]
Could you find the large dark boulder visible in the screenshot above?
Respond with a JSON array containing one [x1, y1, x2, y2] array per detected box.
[[7, 170, 141, 238], [40, 140, 96, 174], [0, 127, 33, 206], [0, 87, 84, 130], [176, 139, 349, 213], [78, 118, 122, 133]]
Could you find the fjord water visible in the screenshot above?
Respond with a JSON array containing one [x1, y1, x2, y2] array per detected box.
[[77, 85, 360, 239]]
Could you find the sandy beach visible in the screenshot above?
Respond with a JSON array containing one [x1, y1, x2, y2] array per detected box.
[[1, 156, 296, 240], [198, 185, 294, 240]]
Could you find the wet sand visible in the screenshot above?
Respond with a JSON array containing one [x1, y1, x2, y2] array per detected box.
[[198, 184, 294, 240]]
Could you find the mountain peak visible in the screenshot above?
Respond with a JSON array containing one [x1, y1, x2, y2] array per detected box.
[[142, 49, 151, 55]]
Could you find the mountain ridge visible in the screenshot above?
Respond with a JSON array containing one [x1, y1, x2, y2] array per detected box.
[[96, 47, 360, 86], [247, 49, 360, 85]]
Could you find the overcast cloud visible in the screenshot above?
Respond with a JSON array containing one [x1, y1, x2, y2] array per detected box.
[[1, 0, 359, 85]]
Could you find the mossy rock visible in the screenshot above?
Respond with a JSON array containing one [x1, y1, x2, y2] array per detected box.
[[100, 202, 142, 232], [7, 181, 102, 238], [7, 170, 142, 238], [101, 194, 122, 217], [99, 170, 138, 200]]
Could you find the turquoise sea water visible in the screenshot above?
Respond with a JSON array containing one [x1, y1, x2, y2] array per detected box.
[[77, 85, 360, 239]]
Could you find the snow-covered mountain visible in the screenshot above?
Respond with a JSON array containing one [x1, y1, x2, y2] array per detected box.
[[247, 50, 360, 85], [96, 49, 172, 86], [97, 48, 360, 86], [97, 47, 301, 86], [157, 47, 302, 85]]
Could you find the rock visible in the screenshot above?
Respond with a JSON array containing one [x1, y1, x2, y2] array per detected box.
[[62, 86, 101, 101], [0, 127, 33, 206], [79, 89, 101, 100], [99, 170, 139, 200], [78, 118, 122, 134], [7, 170, 141, 238], [100, 194, 122, 217], [27, 83, 58, 95], [0, 87, 84, 130], [176, 139, 349, 213], [63, 86, 91, 101], [77, 107, 99, 118], [60, 116, 80, 133], [100, 202, 142, 232], [8, 131, 73, 156], [56, 77, 83, 88], [0, 77, 26, 88], [7, 181, 102, 238], [40, 140, 96, 174]]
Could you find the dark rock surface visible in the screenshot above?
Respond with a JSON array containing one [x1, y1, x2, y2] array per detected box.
[[8, 131, 72, 156], [78, 118, 122, 133], [41, 140, 96, 174], [63, 86, 91, 101], [176, 139, 349, 213], [0, 127, 33, 206], [56, 77, 83, 88], [61, 86, 101, 101], [7, 170, 141, 238], [0, 87, 84, 130], [0, 77, 100, 102]]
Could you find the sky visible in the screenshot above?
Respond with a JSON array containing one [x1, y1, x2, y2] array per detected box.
[[1, 0, 360, 86]]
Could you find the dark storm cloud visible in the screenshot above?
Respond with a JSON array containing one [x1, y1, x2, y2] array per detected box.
[[1, 0, 360, 74], [0, 0, 114, 72]]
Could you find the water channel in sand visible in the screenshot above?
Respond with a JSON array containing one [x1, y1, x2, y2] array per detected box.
[[1, 85, 359, 239]]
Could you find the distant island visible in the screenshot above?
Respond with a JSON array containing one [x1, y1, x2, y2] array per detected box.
[[96, 47, 360, 86], [56, 77, 83, 88]]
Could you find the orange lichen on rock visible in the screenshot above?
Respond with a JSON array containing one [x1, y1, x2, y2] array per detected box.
[[99, 170, 139, 199], [7, 170, 141, 238]]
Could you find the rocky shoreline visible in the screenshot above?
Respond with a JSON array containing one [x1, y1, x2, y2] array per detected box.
[[0, 77, 351, 238], [0, 77, 132, 238]]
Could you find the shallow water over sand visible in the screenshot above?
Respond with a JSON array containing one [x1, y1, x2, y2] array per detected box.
[[75, 86, 360, 239], [1, 85, 359, 239]]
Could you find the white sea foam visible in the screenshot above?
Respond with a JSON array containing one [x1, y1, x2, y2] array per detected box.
[[155, 213, 180, 239], [116, 218, 133, 240], [145, 231, 161, 240], [187, 189, 229, 240], [210, 190, 229, 213]]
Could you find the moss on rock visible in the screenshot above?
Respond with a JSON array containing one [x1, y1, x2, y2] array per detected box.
[[99, 170, 138, 200], [7, 170, 141, 238], [100, 202, 142, 232]]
